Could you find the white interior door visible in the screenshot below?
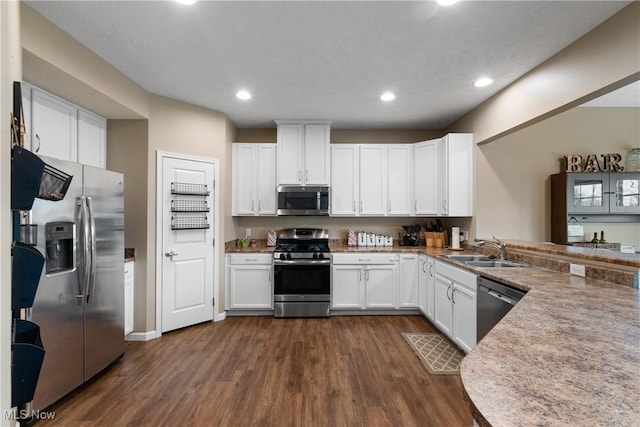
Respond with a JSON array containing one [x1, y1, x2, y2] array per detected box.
[[161, 155, 215, 333]]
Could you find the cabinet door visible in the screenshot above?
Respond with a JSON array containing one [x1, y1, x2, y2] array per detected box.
[[256, 144, 277, 214], [331, 265, 363, 309], [446, 134, 473, 216], [331, 144, 359, 215], [124, 261, 134, 336], [566, 173, 610, 214], [31, 88, 78, 162], [228, 265, 273, 309], [418, 255, 428, 315], [609, 173, 640, 214], [452, 283, 477, 353], [387, 144, 412, 215], [433, 273, 453, 337], [364, 265, 396, 308], [78, 109, 107, 168], [359, 145, 387, 215], [426, 257, 436, 321], [398, 254, 418, 308], [233, 144, 257, 215], [277, 124, 304, 185], [303, 124, 330, 185], [414, 139, 439, 215]]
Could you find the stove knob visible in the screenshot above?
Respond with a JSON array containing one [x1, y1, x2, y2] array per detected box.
[[286, 253, 292, 260], [279, 253, 286, 261], [312, 253, 319, 259], [318, 253, 324, 259]]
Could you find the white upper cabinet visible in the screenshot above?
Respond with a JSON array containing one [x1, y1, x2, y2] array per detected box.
[[31, 87, 78, 162], [438, 133, 474, 216], [387, 144, 412, 215], [359, 145, 388, 215], [331, 144, 359, 215], [413, 138, 439, 215], [232, 143, 277, 216], [23, 83, 107, 168], [78, 109, 107, 169], [276, 121, 331, 186]]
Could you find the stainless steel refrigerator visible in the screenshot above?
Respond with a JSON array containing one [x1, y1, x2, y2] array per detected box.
[[28, 155, 124, 411]]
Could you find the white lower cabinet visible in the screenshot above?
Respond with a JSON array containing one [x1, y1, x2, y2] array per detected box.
[[426, 257, 436, 321], [331, 253, 397, 310], [397, 254, 419, 308], [124, 260, 134, 336], [226, 254, 273, 309], [418, 254, 435, 318], [434, 261, 477, 353]]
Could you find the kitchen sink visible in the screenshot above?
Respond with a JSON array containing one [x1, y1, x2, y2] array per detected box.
[[445, 255, 494, 262], [464, 260, 527, 268]]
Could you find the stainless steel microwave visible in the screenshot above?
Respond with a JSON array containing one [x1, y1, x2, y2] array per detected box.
[[277, 186, 330, 216]]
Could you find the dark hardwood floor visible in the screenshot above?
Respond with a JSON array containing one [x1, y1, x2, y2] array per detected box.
[[38, 315, 473, 426]]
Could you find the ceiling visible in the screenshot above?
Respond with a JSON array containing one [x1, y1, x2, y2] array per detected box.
[[25, 1, 632, 129]]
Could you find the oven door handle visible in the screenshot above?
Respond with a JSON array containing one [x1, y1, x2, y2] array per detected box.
[[274, 259, 331, 266]]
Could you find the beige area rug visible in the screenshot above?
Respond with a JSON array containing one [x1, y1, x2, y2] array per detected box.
[[402, 333, 464, 375]]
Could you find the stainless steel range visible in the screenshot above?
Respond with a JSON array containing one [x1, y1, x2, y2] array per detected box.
[[273, 228, 331, 318]]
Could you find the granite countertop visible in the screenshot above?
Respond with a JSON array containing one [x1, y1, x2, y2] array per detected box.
[[223, 239, 640, 425]]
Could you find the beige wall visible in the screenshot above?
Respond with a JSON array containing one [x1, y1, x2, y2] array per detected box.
[[147, 94, 234, 323], [475, 106, 640, 247], [107, 120, 149, 332], [235, 128, 443, 144], [448, 2, 640, 145], [1, 1, 22, 422]]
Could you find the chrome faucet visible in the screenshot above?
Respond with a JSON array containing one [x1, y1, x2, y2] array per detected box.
[[473, 240, 507, 260]]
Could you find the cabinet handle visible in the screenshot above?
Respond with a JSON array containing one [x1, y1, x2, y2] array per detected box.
[[388, 200, 391, 212], [365, 267, 370, 281], [305, 170, 309, 182], [360, 200, 363, 212], [352, 200, 355, 212], [124, 270, 129, 274], [452, 288, 456, 304], [258, 200, 261, 211], [298, 170, 302, 181], [446, 284, 452, 301], [358, 269, 362, 282], [429, 264, 433, 277], [442, 200, 447, 213], [421, 262, 426, 273], [415, 200, 417, 211], [35, 134, 41, 153], [244, 258, 257, 262], [252, 200, 255, 211], [358, 259, 371, 262]]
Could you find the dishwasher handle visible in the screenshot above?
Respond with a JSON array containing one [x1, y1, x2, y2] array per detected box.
[[482, 286, 516, 306]]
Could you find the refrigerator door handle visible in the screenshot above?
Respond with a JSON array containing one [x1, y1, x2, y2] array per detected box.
[[86, 196, 97, 304], [78, 196, 91, 304]]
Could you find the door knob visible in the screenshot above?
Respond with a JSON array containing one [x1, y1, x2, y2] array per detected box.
[[165, 250, 178, 257]]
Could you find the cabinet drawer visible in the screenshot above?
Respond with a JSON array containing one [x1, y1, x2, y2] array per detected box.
[[228, 253, 273, 265], [332, 253, 398, 265], [435, 261, 477, 290]]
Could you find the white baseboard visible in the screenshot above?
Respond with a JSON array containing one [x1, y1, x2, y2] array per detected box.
[[214, 311, 227, 322], [125, 330, 159, 341]]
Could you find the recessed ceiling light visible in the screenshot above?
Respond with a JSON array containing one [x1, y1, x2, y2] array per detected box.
[[380, 92, 396, 102], [474, 77, 494, 88], [438, 0, 460, 6], [236, 90, 252, 100], [174, 0, 197, 5]]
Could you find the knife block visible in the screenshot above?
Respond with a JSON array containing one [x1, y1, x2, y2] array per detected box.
[[425, 231, 449, 248]]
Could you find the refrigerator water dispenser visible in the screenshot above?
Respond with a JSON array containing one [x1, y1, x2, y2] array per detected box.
[[45, 222, 75, 274]]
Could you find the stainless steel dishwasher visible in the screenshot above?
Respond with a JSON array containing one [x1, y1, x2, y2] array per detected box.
[[477, 277, 526, 341]]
